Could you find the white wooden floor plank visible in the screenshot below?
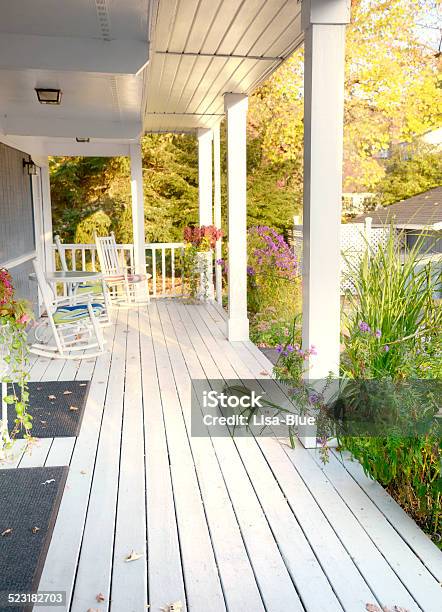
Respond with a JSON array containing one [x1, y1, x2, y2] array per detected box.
[[332, 449, 442, 583], [174, 303, 304, 612], [111, 308, 148, 612], [36, 313, 119, 611], [256, 437, 379, 611], [284, 443, 421, 611], [69, 309, 128, 612], [139, 307, 186, 610], [162, 301, 266, 612], [44, 437, 76, 467], [18, 438, 53, 468], [150, 302, 226, 612], [310, 450, 442, 612]]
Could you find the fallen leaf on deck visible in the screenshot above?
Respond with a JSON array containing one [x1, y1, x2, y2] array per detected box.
[[87, 609, 99, 612], [95, 593, 105, 603], [161, 602, 183, 612], [69, 406, 79, 411], [48, 395, 56, 400], [1, 528, 12, 537], [125, 550, 143, 562], [63, 390, 73, 395], [41, 479, 55, 485], [80, 470, 86, 475], [259, 370, 269, 376], [31, 526, 40, 534], [366, 605, 381, 612]]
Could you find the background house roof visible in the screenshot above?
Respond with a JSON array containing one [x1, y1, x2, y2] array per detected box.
[[353, 186, 442, 228]]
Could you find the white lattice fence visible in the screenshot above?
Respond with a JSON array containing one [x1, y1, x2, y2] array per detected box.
[[291, 221, 403, 293]]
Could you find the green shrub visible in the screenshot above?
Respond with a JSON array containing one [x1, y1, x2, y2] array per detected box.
[[340, 230, 442, 543]]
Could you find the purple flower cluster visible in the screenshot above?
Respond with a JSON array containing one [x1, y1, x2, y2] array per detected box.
[[248, 226, 298, 280], [358, 321, 390, 352], [276, 343, 317, 359], [359, 321, 382, 339]]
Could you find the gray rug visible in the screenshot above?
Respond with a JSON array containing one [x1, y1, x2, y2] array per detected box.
[[7, 381, 90, 438], [0, 466, 68, 612]]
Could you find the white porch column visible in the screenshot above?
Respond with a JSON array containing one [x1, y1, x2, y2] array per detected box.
[[213, 123, 223, 304], [40, 163, 55, 274], [197, 128, 213, 226], [300, 0, 350, 446], [224, 93, 249, 341], [129, 142, 146, 276]]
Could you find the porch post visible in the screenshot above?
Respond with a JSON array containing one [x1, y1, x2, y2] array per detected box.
[[40, 163, 55, 274], [197, 128, 213, 226], [213, 123, 223, 304], [224, 93, 249, 341], [300, 0, 350, 446], [129, 142, 146, 277]]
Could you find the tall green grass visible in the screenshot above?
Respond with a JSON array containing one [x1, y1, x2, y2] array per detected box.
[[340, 229, 442, 543]]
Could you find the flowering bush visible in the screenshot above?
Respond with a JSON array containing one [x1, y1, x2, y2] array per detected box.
[[183, 225, 222, 251], [0, 269, 33, 451], [247, 226, 301, 334]]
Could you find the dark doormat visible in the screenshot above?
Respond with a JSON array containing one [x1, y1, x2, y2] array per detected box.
[[0, 466, 68, 612], [7, 381, 90, 438]]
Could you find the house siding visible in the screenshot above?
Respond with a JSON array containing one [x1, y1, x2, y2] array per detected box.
[[406, 229, 442, 253], [0, 142, 37, 305]]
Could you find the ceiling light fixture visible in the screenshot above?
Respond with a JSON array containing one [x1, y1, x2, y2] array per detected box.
[[35, 88, 62, 105]]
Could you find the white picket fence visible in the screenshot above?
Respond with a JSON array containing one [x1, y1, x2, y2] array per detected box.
[[52, 242, 185, 298]]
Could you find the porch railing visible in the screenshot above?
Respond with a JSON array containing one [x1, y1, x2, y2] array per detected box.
[[52, 242, 185, 298]]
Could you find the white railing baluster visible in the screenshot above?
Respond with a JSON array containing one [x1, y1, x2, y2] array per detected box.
[[171, 247, 175, 296], [81, 248, 86, 271], [161, 248, 166, 297], [152, 248, 157, 297]]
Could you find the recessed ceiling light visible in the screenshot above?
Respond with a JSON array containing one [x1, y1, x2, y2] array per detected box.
[[75, 137, 90, 143], [35, 88, 62, 105]]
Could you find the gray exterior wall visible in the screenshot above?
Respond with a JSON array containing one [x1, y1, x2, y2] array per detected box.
[[406, 229, 442, 253], [0, 142, 38, 305]]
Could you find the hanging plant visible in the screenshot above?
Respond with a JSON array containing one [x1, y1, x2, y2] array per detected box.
[[0, 268, 33, 455]]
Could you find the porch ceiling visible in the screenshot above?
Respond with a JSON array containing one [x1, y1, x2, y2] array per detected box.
[[0, 0, 302, 149], [144, 0, 303, 132]]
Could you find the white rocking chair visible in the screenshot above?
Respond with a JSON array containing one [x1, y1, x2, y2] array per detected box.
[[94, 232, 151, 306], [30, 259, 106, 360], [54, 235, 112, 325]]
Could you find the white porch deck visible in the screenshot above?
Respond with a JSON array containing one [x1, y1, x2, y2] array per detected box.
[[4, 300, 442, 612]]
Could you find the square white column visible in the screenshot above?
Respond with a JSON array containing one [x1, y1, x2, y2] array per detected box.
[[224, 93, 249, 341], [40, 162, 55, 274], [300, 0, 350, 446], [129, 142, 147, 276], [197, 128, 213, 226], [213, 123, 223, 304]]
